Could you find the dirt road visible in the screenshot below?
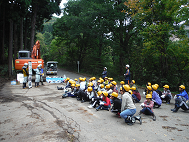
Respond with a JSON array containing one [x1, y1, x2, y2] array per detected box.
[[0, 69, 189, 142]]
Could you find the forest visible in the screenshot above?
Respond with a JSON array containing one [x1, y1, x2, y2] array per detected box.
[[0, 0, 189, 91]]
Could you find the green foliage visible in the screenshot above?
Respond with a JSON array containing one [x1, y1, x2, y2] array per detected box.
[[0, 64, 9, 76], [46, 0, 189, 91]]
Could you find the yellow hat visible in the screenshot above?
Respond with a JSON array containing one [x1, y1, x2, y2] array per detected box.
[[111, 92, 118, 98], [146, 94, 152, 99], [120, 81, 125, 85]]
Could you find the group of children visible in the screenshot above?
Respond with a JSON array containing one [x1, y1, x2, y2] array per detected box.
[[58, 76, 189, 125]]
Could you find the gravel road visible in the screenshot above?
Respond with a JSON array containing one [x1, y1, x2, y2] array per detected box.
[[0, 68, 189, 142]]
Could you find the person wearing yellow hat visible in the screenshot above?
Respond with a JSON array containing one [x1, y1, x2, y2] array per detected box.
[[110, 92, 122, 117], [120, 85, 137, 125], [139, 94, 156, 121], [130, 80, 138, 92], [88, 91, 103, 109], [143, 82, 152, 95], [81, 87, 95, 103], [96, 91, 111, 111], [154, 84, 162, 98], [62, 83, 76, 98], [171, 85, 189, 112], [97, 84, 105, 92], [152, 85, 162, 108], [111, 81, 118, 94], [131, 86, 141, 103], [105, 84, 113, 98], [119, 81, 125, 90], [161, 85, 172, 104], [80, 77, 87, 91], [91, 77, 97, 90], [104, 77, 109, 86]]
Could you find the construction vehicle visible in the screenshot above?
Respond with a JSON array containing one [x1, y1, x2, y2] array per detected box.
[[15, 40, 45, 72]]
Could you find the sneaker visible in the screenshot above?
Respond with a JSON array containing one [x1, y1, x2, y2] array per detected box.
[[96, 108, 99, 111], [88, 105, 93, 109], [152, 114, 156, 121]]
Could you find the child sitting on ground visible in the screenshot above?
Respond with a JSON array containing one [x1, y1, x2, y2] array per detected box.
[[88, 91, 103, 109], [161, 85, 172, 104], [96, 91, 111, 111], [131, 86, 141, 103], [139, 94, 156, 121], [110, 92, 122, 117]]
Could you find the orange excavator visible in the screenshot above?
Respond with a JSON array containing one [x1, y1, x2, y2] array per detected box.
[[15, 40, 45, 72]]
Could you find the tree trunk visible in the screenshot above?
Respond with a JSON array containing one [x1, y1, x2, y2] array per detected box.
[[13, 23, 18, 70], [9, 19, 13, 77], [30, 5, 38, 52], [20, 17, 23, 50], [24, 17, 28, 50], [1, 6, 5, 64]]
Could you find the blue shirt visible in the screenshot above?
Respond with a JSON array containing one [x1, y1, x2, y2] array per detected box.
[[125, 69, 130, 80], [102, 70, 107, 79], [152, 91, 162, 105], [177, 90, 188, 100]]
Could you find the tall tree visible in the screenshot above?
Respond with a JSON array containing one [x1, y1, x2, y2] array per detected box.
[[30, 0, 61, 51]]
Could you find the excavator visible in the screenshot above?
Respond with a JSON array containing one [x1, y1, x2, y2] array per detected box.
[[15, 40, 45, 72]]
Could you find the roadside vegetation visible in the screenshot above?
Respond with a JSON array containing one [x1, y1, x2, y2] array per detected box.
[[1, 0, 189, 91]]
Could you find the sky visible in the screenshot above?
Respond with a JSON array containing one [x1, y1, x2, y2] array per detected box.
[[53, 0, 68, 18]]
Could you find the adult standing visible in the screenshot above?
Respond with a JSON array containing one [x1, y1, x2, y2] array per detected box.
[[102, 67, 107, 79], [22, 63, 29, 89], [124, 64, 130, 85]]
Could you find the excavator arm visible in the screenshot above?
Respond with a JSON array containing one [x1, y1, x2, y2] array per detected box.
[[31, 40, 41, 59]]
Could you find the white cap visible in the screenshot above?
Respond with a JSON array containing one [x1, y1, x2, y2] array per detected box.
[[37, 64, 41, 68], [24, 63, 28, 66], [126, 64, 130, 68], [104, 67, 107, 70]]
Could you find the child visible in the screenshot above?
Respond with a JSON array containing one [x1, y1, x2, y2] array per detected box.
[[120, 81, 125, 90], [62, 83, 76, 98], [139, 94, 156, 121], [143, 82, 151, 95], [96, 91, 111, 111], [131, 86, 141, 103], [171, 85, 189, 112], [97, 84, 105, 92], [91, 77, 97, 89], [110, 92, 122, 117], [88, 91, 103, 108], [161, 85, 172, 104], [130, 80, 138, 92], [154, 84, 162, 98], [104, 77, 109, 86], [152, 85, 162, 108], [105, 84, 113, 98], [111, 81, 118, 93], [74, 78, 79, 84], [81, 87, 95, 103], [80, 78, 86, 91]]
